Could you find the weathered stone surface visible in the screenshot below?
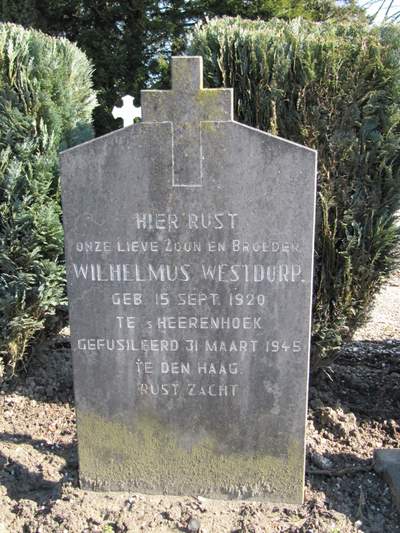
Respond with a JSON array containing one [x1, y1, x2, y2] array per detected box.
[[60, 56, 317, 503], [374, 448, 400, 510]]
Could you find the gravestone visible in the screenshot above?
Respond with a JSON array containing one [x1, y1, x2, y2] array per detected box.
[[60, 56, 317, 503]]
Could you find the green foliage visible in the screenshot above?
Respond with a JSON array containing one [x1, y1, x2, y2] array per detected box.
[[0, 1, 366, 135], [0, 23, 96, 374], [190, 17, 400, 369]]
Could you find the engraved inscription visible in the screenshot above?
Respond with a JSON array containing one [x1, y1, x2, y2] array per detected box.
[[71, 211, 305, 401]]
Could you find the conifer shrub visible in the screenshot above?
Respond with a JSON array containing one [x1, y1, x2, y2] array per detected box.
[[0, 23, 96, 375], [191, 17, 400, 370]]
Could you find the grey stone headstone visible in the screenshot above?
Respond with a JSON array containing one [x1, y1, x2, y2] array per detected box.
[[60, 56, 317, 503]]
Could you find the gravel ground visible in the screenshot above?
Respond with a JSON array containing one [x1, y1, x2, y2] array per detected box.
[[354, 271, 400, 341], [0, 272, 399, 532]]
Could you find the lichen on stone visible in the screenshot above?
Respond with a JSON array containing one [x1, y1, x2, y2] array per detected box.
[[77, 410, 304, 503]]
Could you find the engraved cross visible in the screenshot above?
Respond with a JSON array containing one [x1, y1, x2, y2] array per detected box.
[[141, 56, 233, 187]]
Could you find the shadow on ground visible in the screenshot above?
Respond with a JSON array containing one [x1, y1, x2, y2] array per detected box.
[[310, 339, 400, 420], [0, 432, 78, 505], [2, 335, 74, 406]]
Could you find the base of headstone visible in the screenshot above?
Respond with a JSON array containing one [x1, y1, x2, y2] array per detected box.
[[76, 410, 304, 503], [374, 448, 400, 510]]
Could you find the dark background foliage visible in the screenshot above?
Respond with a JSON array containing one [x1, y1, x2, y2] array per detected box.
[[0, 1, 365, 135]]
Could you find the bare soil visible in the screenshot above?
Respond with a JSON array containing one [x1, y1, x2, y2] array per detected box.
[[0, 273, 399, 532]]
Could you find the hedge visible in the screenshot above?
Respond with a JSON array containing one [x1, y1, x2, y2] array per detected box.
[[0, 23, 96, 375]]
